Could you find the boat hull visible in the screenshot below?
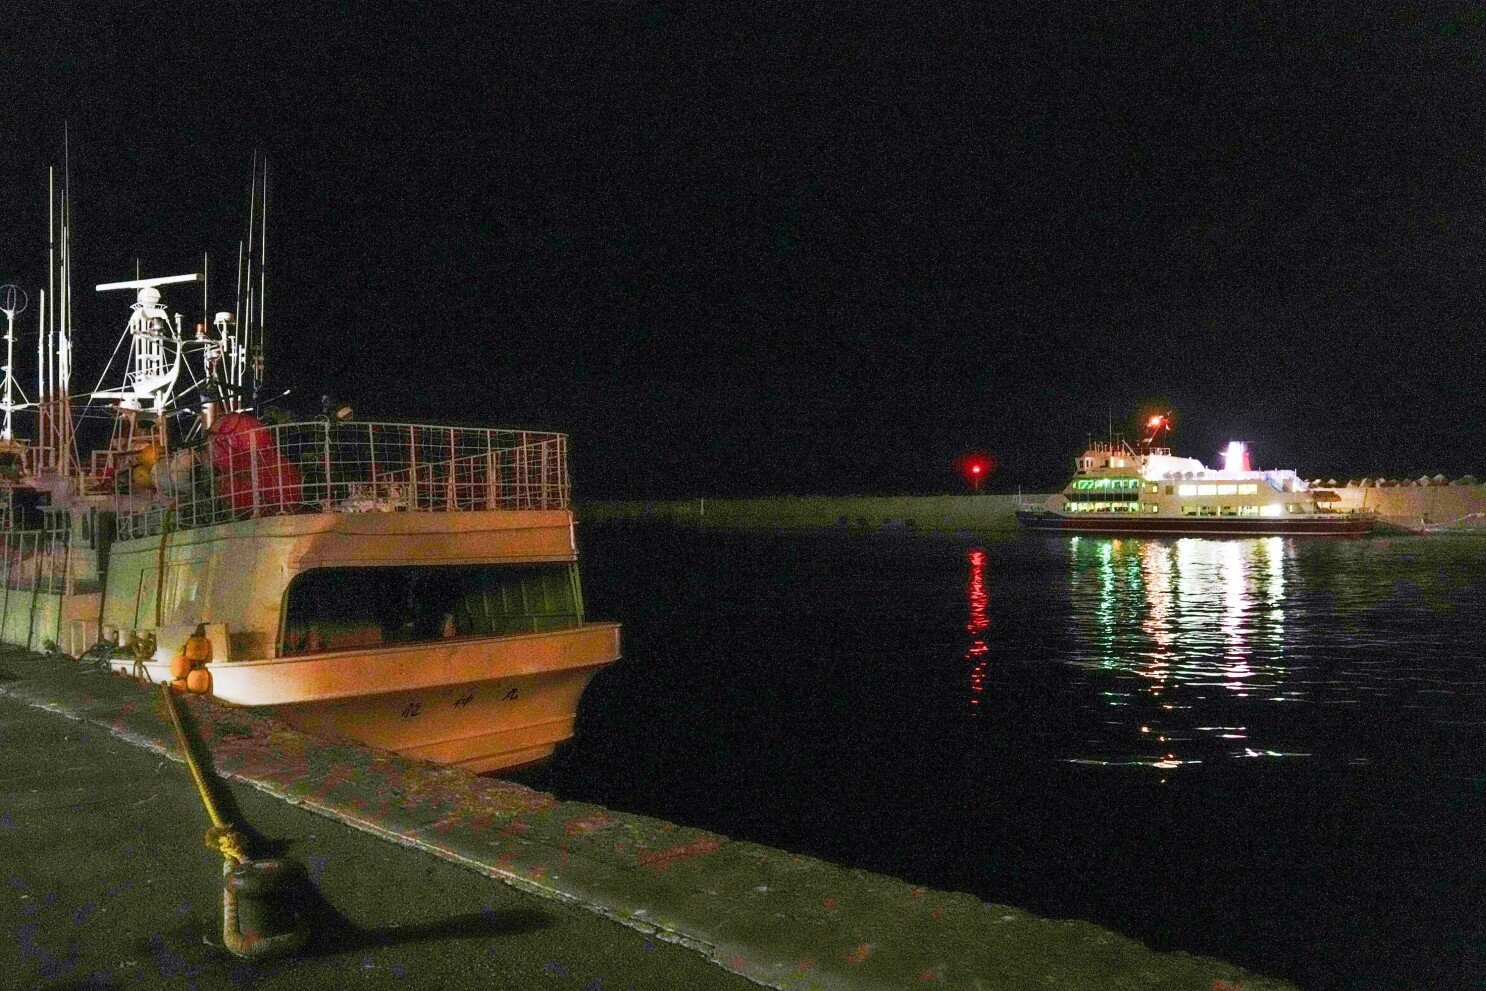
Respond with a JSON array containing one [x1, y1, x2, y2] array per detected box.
[[113, 622, 621, 773], [1015, 509, 1373, 538]]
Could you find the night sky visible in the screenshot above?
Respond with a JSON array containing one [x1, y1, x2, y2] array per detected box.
[[5, 6, 1485, 497]]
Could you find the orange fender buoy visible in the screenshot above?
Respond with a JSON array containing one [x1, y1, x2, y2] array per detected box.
[[171, 654, 193, 680], [183, 625, 214, 665], [186, 667, 212, 695]]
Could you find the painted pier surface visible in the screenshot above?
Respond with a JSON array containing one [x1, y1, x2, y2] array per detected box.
[[0, 695, 755, 991], [0, 648, 1298, 991]]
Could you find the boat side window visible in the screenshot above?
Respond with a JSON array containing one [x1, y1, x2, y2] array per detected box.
[[1181, 505, 1198, 516], [280, 563, 583, 655]]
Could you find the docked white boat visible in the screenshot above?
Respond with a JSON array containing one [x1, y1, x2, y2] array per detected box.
[[0, 162, 619, 773]]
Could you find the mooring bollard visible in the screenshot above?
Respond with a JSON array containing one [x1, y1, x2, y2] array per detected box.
[[159, 684, 308, 959]]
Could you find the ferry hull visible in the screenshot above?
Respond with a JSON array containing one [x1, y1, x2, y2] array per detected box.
[[113, 622, 621, 774], [1015, 510, 1373, 538]]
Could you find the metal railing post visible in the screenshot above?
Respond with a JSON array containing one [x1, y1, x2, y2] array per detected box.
[[408, 424, 417, 510], [368, 423, 378, 502], [250, 427, 261, 519], [323, 420, 333, 511], [446, 426, 456, 510], [485, 431, 496, 509]]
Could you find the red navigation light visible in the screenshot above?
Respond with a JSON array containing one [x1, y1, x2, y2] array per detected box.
[[1142, 410, 1173, 446], [956, 452, 997, 493]]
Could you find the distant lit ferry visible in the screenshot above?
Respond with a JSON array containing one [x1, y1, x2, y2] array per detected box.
[[1016, 415, 1373, 537]]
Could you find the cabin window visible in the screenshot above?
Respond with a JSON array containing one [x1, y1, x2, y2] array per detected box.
[[1238, 484, 1258, 495], [280, 563, 582, 655], [1181, 505, 1198, 516]]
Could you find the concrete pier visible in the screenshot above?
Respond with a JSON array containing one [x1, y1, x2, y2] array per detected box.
[[1, 648, 1300, 991]]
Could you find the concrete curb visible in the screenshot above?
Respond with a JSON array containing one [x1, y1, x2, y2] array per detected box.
[[1, 651, 1300, 991]]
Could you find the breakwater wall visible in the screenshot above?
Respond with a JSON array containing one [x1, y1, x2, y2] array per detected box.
[[580, 483, 1486, 535], [579, 494, 1039, 532], [1319, 481, 1486, 531]]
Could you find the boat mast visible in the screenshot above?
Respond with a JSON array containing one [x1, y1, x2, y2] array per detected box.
[[254, 158, 268, 408], [40, 167, 53, 469], [0, 285, 31, 444], [56, 137, 75, 476]]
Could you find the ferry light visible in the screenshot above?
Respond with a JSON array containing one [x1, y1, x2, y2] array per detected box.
[[1142, 411, 1172, 446]]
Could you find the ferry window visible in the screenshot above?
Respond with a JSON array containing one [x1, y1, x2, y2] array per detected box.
[[1217, 484, 1237, 495], [1198, 484, 1217, 496], [1238, 484, 1258, 495], [1198, 506, 1216, 517], [1165, 486, 1174, 495], [1220, 506, 1237, 516], [1178, 484, 1196, 497], [1148, 504, 1159, 513], [1260, 504, 1283, 518], [280, 563, 582, 655], [1182, 505, 1198, 516]]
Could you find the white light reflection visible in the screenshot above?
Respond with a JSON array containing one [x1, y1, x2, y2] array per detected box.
[[1066, 537, 1293, 771]]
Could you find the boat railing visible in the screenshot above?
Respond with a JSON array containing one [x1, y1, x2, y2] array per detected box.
[[114, 420, 569, 540], [0, 525, 70, 596]]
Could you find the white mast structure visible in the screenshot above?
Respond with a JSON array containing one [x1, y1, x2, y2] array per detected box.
[[0, 285, 33, 445], [92, 274, 198, 419]]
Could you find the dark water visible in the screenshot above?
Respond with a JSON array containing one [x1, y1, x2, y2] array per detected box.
[[517, 524, 1486, 991]]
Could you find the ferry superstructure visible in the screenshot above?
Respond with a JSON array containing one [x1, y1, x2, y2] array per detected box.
[[1016, 418, 1373, 537]]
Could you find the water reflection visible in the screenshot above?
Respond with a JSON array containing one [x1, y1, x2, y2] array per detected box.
[[1065, 537, 1300, 771], [965, 548, 989, 712]]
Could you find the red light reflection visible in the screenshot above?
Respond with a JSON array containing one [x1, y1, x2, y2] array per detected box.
[[966, 549, 989, 711]]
